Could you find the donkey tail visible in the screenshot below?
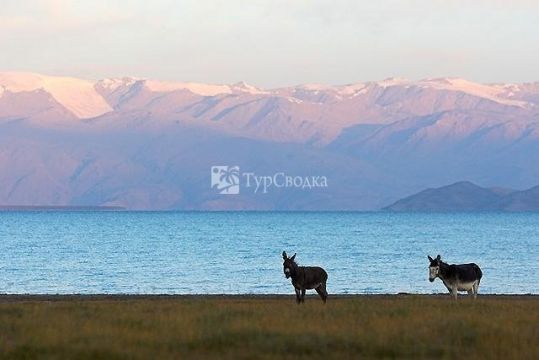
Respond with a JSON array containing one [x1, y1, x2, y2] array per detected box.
[[473, 263, 483, 283], [322, 268, 329, 283]]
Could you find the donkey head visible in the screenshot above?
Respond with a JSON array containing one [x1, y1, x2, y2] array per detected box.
[[282, 251, 297, 279], [428, 255, 442, 282]]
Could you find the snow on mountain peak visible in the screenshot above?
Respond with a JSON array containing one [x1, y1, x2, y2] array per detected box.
[[295, 83, 332, 92], [375, 77, 410, 87], [98, 77, 139, 91], [0, 72, 112, 118], [1, 72, 535, 123], [231, 81, 267, 94], [418, 77, 528, 107], [138, 79, 268, 96], [144, 80, 233, 96], [335, 83, 368, 95]]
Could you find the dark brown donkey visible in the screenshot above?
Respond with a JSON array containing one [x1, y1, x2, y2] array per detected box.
[[282, 251, 328, 303]]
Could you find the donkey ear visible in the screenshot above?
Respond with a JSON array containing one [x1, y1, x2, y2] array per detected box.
[[282, 251, 287, 260], [436, 255, 441, 261], [428, 255, 433, 262], [290, 253, 296, 261]]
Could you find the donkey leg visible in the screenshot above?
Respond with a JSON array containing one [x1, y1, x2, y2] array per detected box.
[[451, 287, 458, 300], [316, 283, 328, 303], [301, 288, 306, 303], [315, 286, 326, 303], [294, 288, 301, 304], [473, 282, 479, 300], [323, 284, 328, 302]]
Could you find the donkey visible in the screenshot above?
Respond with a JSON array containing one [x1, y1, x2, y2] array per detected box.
[[428, 255, 483, 300], [282, 251, 328, 304]]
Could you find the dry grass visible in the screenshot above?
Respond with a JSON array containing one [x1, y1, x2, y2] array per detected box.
[[0, 295, 537, 359]]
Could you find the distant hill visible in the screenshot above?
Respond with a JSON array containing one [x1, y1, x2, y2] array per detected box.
[[383, 181, 539, 212], [0, 206, 125, 211]]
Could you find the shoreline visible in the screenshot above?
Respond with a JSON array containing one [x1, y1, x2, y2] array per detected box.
[[1, 293, 537, 302]]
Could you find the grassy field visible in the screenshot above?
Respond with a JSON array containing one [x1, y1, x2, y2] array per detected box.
[[0, 295, 538, 359]]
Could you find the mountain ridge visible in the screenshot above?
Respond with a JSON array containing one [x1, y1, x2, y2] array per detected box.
[[2, 72, 537, 117], [1, 72, 539, 210], [384, 181, 539, 212]]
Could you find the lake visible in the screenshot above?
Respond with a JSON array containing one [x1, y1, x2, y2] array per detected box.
[[0, 212, 537, 294]]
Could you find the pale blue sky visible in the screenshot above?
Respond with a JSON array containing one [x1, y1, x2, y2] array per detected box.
[[1, 0, 538, 87]]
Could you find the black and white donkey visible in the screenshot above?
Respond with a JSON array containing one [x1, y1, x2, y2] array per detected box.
[[428, 255, 483, 300]]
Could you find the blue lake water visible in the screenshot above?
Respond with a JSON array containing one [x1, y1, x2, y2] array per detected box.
[[0, 212, 537, 295]]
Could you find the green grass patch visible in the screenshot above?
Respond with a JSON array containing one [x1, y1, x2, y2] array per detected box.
[[0, 295, 537, 359]]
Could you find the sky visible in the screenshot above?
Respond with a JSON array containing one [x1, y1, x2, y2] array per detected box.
[[1, 0, 538, 87]]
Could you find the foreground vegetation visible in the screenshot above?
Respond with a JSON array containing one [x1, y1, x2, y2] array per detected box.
[[0, 295, 537, 359]]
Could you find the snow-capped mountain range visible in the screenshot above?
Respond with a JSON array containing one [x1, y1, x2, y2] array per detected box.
[[1, 72, 538, 210]]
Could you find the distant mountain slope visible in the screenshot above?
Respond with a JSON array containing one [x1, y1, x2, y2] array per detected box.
[[1, 72, 539, 210], [0, 72, 112, 118], [384, 182, 539, 212], [499, 186, 539, 211]]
